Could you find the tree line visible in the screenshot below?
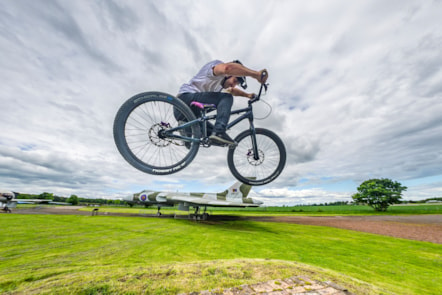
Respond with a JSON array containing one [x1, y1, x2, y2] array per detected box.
[[16, 178, 441, 211], [16, 192, 130, 206]]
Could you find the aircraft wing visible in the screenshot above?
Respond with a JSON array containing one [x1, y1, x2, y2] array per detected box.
[[2, 190, 70, 213], [15, 199, 53, 204]]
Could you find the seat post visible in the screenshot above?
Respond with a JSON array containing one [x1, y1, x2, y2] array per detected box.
[[190, 101, 216, 139], [200, 108, 207, 137]]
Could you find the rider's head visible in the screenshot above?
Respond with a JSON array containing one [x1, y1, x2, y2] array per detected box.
[[221, 60, 248, 90]]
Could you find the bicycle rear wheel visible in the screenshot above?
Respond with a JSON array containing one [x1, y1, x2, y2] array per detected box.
[[113, 92, 201, 175], [227, 128, 286, 185]]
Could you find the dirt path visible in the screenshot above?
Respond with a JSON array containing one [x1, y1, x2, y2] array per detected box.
[[249, 215, 442, 244], [183, 275, 353, 294]]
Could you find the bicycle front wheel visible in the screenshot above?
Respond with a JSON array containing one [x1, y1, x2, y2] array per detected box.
[[113, 92, 201, 175], [227, 128, 286, 185]]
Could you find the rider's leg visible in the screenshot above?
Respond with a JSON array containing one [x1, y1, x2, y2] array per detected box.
[[178, 92, 233, 134], [206, 121, 214, 136], [206, 94, 236, 145], [178, 92, 235, 145]]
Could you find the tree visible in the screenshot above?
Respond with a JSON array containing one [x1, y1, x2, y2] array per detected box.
[[68, 195, 79, 205], [352, 178, 407, 211], [39, 192, 53, 199]]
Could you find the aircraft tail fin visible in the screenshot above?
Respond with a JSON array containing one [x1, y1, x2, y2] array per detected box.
[[223, 181, 252, 200]]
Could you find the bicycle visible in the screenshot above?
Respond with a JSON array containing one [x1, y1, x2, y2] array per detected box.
[[113, 81, 286, 186]]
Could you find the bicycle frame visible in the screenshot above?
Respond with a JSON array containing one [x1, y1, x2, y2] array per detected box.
[[164, 82, 267, 160]]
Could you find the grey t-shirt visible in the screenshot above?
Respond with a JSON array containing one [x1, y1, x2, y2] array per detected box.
[[178, 60, 224, 95]]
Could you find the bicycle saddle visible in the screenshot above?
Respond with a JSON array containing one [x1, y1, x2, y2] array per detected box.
[[190, 101, 216, 111]]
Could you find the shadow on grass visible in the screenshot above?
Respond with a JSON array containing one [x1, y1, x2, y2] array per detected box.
[[180, 215, 282, 234]]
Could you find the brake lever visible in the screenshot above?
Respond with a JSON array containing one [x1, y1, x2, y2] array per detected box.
[[260, 70, 269, 92]]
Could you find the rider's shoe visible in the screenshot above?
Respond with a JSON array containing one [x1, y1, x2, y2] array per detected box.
[[210, 141, 228, 147], [209, 132, 237, 146]]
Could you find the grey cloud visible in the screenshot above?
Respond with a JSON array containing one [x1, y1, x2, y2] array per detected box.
[[285, 136, 321, 164], [0, 145, 128, 196], [48, 101, 84, 114], [0, 146, 76, 175], [99, 0, 139, 32], [23, 1, 120, 72]]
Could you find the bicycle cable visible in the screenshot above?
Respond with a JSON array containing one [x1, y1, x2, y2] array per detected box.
[[254, 98, 273, 120]]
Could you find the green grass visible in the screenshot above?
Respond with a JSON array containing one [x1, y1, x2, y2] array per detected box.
[[1, 213, 441, 294], [203, 203, 442, 215], [78, 203, 442, 216]]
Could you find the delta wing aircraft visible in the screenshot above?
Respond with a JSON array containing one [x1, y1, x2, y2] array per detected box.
[[125, 181, 263, 220], [0, 190, 68, 213], [0, 190, 17, 213]]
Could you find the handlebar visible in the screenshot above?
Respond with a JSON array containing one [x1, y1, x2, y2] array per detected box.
[[249, 80, 269, 105]]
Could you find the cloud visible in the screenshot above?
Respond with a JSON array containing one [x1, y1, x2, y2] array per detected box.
[[252, 187, 352, 206]]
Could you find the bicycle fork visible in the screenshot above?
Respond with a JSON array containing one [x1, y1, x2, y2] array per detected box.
[[248, 119, 260, 161]]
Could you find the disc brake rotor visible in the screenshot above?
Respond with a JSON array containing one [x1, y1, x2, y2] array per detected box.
[[149, 123, 172, 147], [246, 149, 265, 166], [149, 122, 185, 147]]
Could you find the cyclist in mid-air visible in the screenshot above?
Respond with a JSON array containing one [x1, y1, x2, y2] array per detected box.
[[177, 60, 268, 146]]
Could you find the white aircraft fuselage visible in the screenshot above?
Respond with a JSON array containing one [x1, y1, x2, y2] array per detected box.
[[125, 181, 262, 213]]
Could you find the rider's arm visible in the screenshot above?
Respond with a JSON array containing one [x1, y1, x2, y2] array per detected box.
[[213, 63, 268, 83], [225, 87, 254, 99]]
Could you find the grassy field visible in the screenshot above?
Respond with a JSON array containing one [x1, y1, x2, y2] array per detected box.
[[78, 203, 442, 216], [1, 209, 441, 294]]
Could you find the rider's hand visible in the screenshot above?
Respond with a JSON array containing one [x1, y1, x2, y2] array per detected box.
[[258, 69, 268, 84], [248, 93, 256, 99]]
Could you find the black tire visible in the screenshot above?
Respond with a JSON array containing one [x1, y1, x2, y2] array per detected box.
[[227, 128, 286, 185], [113, 92, 201, 175]]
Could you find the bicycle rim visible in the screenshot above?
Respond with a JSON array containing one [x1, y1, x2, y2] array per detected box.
[[228, 128, 286, 185]]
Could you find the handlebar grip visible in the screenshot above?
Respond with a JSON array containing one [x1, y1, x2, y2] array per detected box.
[[261, 70, 268, 83]]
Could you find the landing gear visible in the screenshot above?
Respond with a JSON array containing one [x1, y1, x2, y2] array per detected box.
[[1, 206, 12, 213], [189, 206, 209, 221], [156, 206, 162, 216]]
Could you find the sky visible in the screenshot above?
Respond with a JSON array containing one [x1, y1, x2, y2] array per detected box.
[[1, 0, 441, 206]]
